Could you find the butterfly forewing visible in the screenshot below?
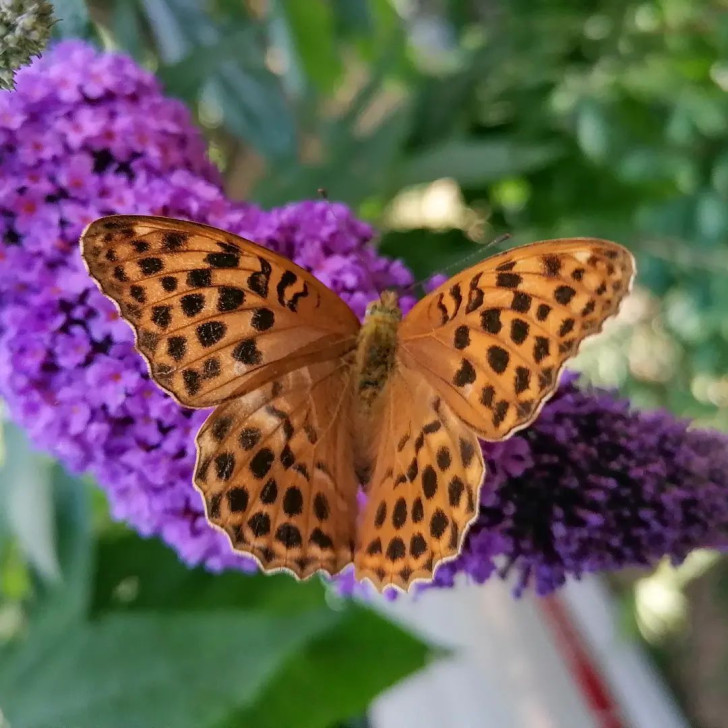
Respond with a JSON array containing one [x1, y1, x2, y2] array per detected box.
[[82, 214, 362, 582], [398, 238, 635, 440], [196, 359, 359, 579], [81, 215, 360, 408], [354, 365, 484, 591]]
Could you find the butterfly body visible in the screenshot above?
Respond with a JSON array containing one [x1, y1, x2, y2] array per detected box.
[[355, 291, 402, 410], [81, 215, 635, 592]]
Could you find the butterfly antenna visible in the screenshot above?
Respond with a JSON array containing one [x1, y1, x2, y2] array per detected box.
[[400, 232, 512, 298]]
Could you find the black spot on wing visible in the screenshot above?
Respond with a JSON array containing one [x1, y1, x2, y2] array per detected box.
[[138, 257, 163, 275], [497, 272, 521, 288], [554, 285, 576, 305], [162, 232, 187, 250], [453, 359, 476, 387], [232, 338, 262, 365], [218, 287, 245, 312], [248, 257, 272, 298], [205, 252, 239, 268], [287, 283, 309, 312], [181, 293, 204, 317], [436, 293, 448, 324], [187, 269, 211, 288], [449, 284, 462, 317], [251, 308, 275, 331], [465, 273, 484, 313]]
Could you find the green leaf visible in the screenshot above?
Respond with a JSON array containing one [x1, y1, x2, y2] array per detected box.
[[35, 465, 92, 622], [0, 609, 336, 728], [111, 0, 145, 61], [281, 0, 341, 94], [397, 138, 564, 189], [138, 0, 211, 62], [51, 0, 94, 40], [156, 28, 260, 99], [208, 65, 297, 162], [224, 608, 430, 728], [0, 466, 92, 699], [90, 533, 329, 615], [576, 100, 611, 161], [0, 425, 59, 583]]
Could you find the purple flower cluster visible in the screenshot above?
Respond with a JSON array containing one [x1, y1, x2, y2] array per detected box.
[[2, 42, 727, 593], [0, 42, 412, 572], [430, 374, 728, 595]]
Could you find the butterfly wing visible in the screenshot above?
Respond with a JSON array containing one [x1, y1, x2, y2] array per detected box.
[[398, 238, 635, 440], [196, 358, 359, 578], [81, 215, 360, 408], [82, 215, 362, 578], [354, 363, 484, 591]]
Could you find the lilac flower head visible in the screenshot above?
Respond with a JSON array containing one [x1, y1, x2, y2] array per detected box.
[[0, 42, 413, 573], [2, 42, 727, 594]]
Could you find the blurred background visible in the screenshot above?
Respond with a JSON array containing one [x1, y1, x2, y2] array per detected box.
[[2, 0, 728, 726]]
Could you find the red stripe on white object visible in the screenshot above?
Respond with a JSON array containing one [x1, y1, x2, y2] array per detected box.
[[540, 594, 625, 728]]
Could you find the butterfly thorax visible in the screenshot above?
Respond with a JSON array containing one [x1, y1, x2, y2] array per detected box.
[[355, 291, 402, 412]]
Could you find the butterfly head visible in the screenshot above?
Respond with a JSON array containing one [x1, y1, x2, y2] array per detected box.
[[364, 290, 402, 323]]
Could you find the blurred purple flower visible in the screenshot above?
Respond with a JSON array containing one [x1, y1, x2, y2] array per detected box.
[[1, 42, 727, 595]]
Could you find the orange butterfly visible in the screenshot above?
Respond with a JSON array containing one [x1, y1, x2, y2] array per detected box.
[[81, 215, 635, 591]]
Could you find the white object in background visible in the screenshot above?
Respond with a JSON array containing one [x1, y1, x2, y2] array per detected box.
[[560, 578, 690, 728], [370, 576, 690, 728]]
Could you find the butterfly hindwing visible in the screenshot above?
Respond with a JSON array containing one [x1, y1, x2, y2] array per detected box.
[[398, 238, 635, 440], [354, 364, 484, 591], [81, 215, 360, 407], [196, 358, 360, 578]]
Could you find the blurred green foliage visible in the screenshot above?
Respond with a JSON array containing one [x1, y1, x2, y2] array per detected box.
[[0, 424, 429, 728], [5, 0, 728, 725]]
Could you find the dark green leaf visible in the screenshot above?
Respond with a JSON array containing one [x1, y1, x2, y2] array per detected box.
[[255, 103, 411, 207], [0, 609, 336, 728], [144, 0, 296, 160], [0, 466, 91, 699], [2, 530, 429, 728], [332, 0, 373, 36], [223, 608, 430, 728]]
